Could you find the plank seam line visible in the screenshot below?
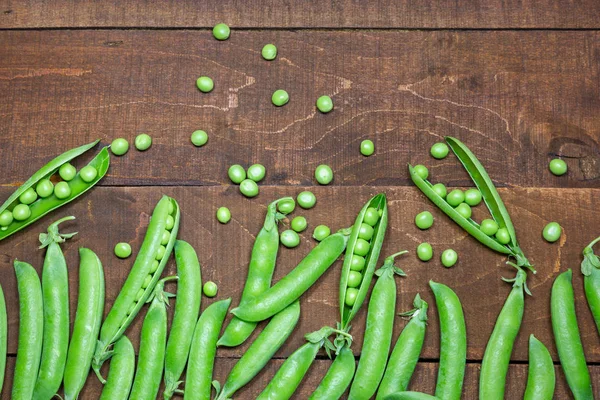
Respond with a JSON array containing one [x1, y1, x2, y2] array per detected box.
[[2, 27, 600, 32]]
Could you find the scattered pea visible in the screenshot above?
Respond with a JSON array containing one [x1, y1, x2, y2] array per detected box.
[[354, 238, 370, 257], [297, 191, 316, 209], [549, 159, 568, 176], [134, 133, 152, 151], [114, 242, 132, 259], [18, 188, 38, 205], [347, 271, 363, 288], [316, 95, 333, 113], [455, 203, 472, 219], [277, 199, 296, 214], [80, 165, 98, 183], [12, 204, 30, 221], [212, 23, 230, 40], [430, 142, 450, 159], [280, 230, 301, 248], [191, 130, 209, 147], [228, 164, 247, 184], [111, 138, 129, 156], [446, 189, 465, 207], [360, 140, 375, 157], [441, 249, 458, 268], [345, 287, 359, 307], [313, 225, 331, 241], [417, 242, 433, 262], [432, 183, 447, 199], [239, 179, 259, 198], [54, 181, 71, 199], [495, 227, 511, 245], [413, 164, 429, 180], [216, 207, 231, 224], [358, 223, 374, 241], [59, 163, 77, 181], [35, 179, 54, 198], [315, 164, 334, 185], [247, 164, 266, 182], [262, 44, 277, 60], [480, 219, 499, 236], [0, 210, 13, 227], [415, 211, 434, 230], [196, 76, 214, 93], [272, 89, 289, 107], [203, 281, 218, 297], [464, 188, 482, 206], [350, 255, 366, 271], [291, 216, 307, 233], [165, 215, 175, 230], [363, 207, 379, 226], [543, 222, 562, 243]]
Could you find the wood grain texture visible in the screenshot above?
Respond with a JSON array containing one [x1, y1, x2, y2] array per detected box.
[[1, 30, 599, 188], [1, 1, 600, 29]]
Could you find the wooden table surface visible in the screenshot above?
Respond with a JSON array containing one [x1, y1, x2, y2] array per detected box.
[[1, 2, 600, 399]]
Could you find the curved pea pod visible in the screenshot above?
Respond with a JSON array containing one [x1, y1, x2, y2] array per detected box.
[[164, 240, 203, 399], [184, 298, 231, 400], [231, 232, 349, 322], [377, 294, 428, 399], [480, 266, 529, 400], [93, 195, 180, 381], [339, 193, 388, 330], [0, 140, 109, 241], [524, 334, 555, 400], [309, 344, 356, 400], [218, 197, 292, 348], [13, 260, 44, 400], [382, 392, 439, 400], [551, 269, 593, 399], [581, 236, 600, 334], [99, 336, 135, 400], [0, 285, 6, 393], [216, 301, 301, 400]]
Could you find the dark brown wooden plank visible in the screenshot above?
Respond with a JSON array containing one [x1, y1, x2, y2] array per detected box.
[[1, 1, 600, 29], [1, 30, 599, 189]]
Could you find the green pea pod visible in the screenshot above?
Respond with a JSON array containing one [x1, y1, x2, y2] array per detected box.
[[231, 232, 349, 322], [0, 141, 109, 241], [216, 301, 301, 400], [581, 236, 600, 334], [349, 252, 406, 400], [63, 248, 105, 400], [0, 284, 6, 393], [13, 260, 44, 400], [184, 298, 231, 400], [551, 269, 593, 399], [93, 195, 180, 381], [309, 345, 356, 400], [164, 240, 203, 399], [339, 193, 388, 330], [377, 294, 428, 399], [479, 266, 529, 400], [524, 334, 555, 400], [218, 197, 292, 348], [382, 392, 439, 400], [429, 281, 466, 400], [99, 336, 135, 400]]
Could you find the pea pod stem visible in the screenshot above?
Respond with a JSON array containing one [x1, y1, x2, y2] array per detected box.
[[581, 235, 600, 334], [524, 334, 555, 400]]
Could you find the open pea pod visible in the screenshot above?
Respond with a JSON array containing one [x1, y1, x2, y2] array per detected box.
[[0, 141, 109, 241], [339, 193, 388, 330]]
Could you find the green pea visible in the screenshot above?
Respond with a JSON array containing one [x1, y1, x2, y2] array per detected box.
[[150, 260, 160, 274], [353, 238, 370, 257], [262, 44, 277, 60], [315, 164, 334, 185], [446, 189, 465, 207], [161, 230, 170, 245], [111, 138, 129, 156], [464, 189, 482, 206], [432, 183, 447, 199], [59, 163, 77, 181], [228, 164, 246, 184], [480, 219, 499, 236], [417, 242, 433, 261], [134, 134, 152, 151], [543, 222, 562, 243], [431, 142, 450, 159], [79, 166, 98, 183], [455, 203, 472, 219], [54, 182, 71, 199], [350, 255, 366, 271], [549, 159, 567, 176], [12, 204, 31, 221], [213, 23, 230, 40], [239, 179, 259, 198], [441, 249, 458, 268], [203, 281, 218, 297], [316, 95, 333, 113], [313, 225, 330, 241], [272, 90, 289, 107], [35, 179, 54, 198], [495, 228, 511, 245], [196, 76, 214, 93], [347, 271, 363, 288], [191, 130, 208, 147], [413, 165, 429, 180], [0, 210, 13, 227], [358, 223, 374, 240], [142, 274, 152, 289], [19, 188, 38, 205], [415, 211, 434, 230], [247, 164, 266, 182], [216, 207, 231, 224], [345, 288, 359, 307], [277, 199, 295, 214], [280, 230, 300, 248], [156, 245, 166, 261], [360, 139, 375, 156], [114, 242, 131, 259], [363, 207, 379, 226], [291, 216, 307, 233], [297, 191, 316, 209], [166, 215, 175, 231]]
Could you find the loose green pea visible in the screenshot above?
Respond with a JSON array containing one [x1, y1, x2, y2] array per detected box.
[[354, 238, 370, 257], [495, 228, 511, 245], [262, 44, 277, 60], [217, 207, 231, 224], [111, 138, 129, 156], [464, 188, 482, 206], [196, 76, 214, 93], [313, 225, 330, 241], [272, 90, 289, 107], [79, 165, 98, 183], [415, 211, 434, 230], [277, 199, 296, 214], [166, 215, 175, 230], [54, 181, 71, 199], [345, 288, 359, 307], [446, 189, 465, 207], [430, 142, 450, 159], [363, 207, 379, 226], [347, 271, 363, 288], [549, 159, 567, 176], [19, 188, 38, 205], [350, 255, 366, 271], [316, 95, 333, 113], [413, 165, 429, 180], [480, 219, 499, 236], [314, 164, 333, 185], [35, 179, 54, 198], [212, 23, 230, 40], [203, 281, 218, 297], [280, 230, 300, 248], [441, 249, 458, 267], [59, 163, 77, 181], [134, 133, 152, 151], [358, 223, 374, 240], [360, 139, 375, 156], [291, 216, 307, 233], [417, 242, 433, 261], [0, 210, 13, 227], [432, 183, 447, 199], [114, 242, 132, 259], [297, 191, 316, 209], [191, 130, 208, 147], [228, 164, 246, 184], [239, 179, 259, 198], [543, 222, 562, 243], [12, 204, 31, 221], [247, 164, 266, 182], [156, 245, 166, 261], [455, 203, 472, 219], [161, 230, 170, 245]]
